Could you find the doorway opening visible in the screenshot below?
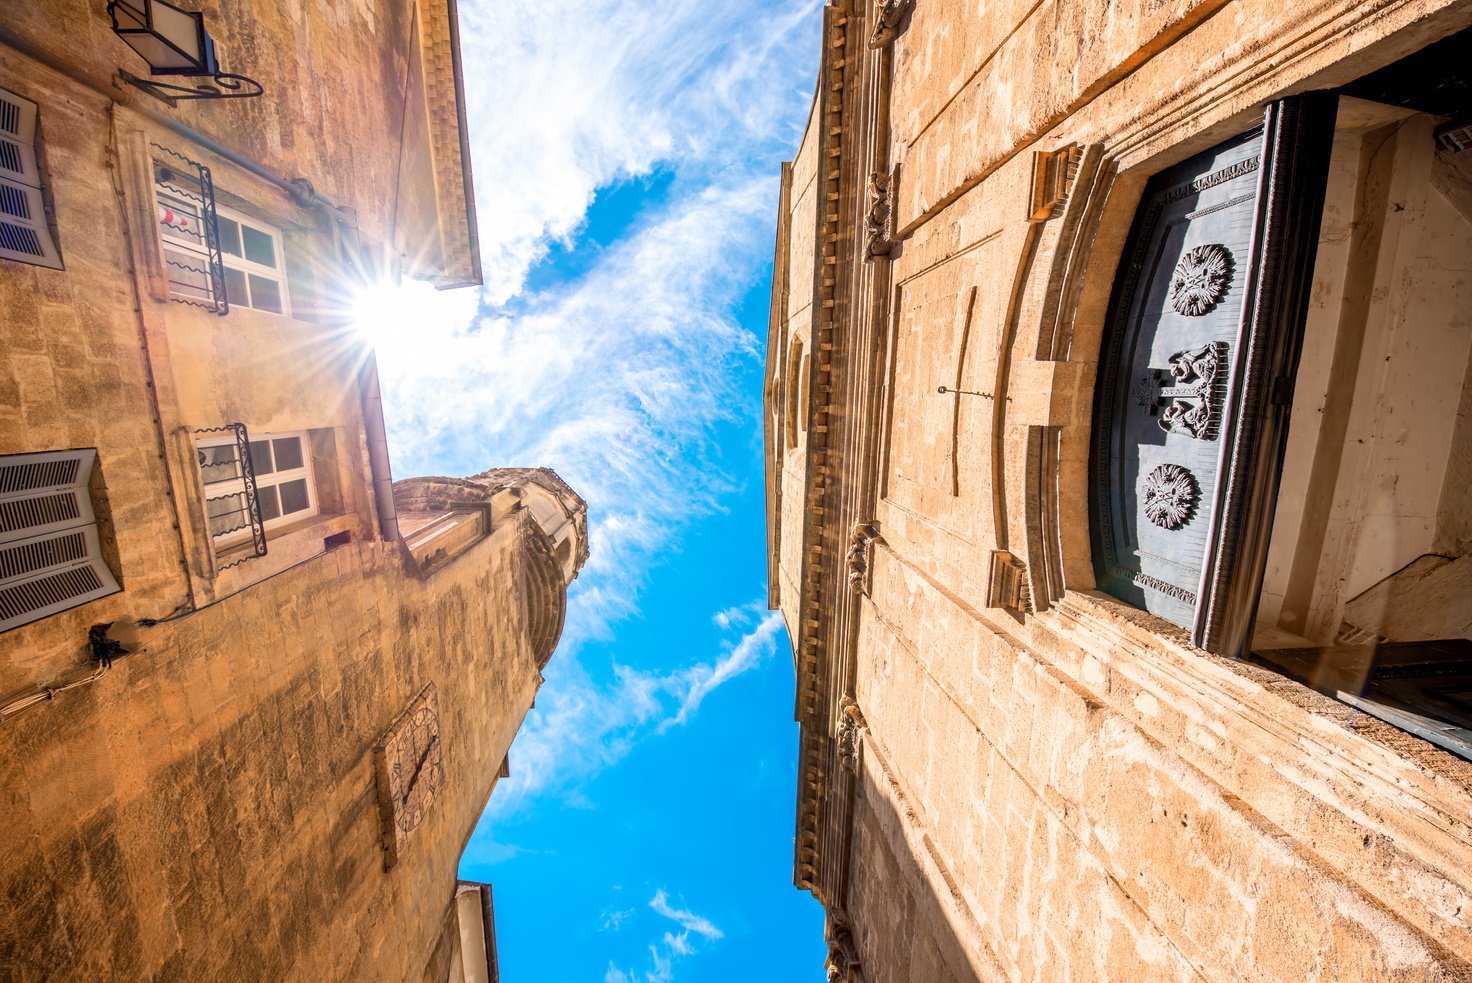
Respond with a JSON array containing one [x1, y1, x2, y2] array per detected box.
[[1249, 30, 1472, 760]]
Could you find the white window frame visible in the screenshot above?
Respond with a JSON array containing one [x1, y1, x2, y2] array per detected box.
[[214, 206, 291, 316], [155, 172, 290, 315], [195, 430, 318, 550]]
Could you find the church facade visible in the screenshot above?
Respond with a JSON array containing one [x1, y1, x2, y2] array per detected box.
[[767, 0, 1472, 979], [0, 2, 585, 979]]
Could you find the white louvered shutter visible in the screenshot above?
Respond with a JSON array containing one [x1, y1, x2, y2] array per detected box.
[[0, 87, 40, 185], [0, 450, 120, 632], [0, 86, 60, 270]]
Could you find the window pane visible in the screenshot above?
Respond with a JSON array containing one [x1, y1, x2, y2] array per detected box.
[[248, 439, 274, 476], [197, 443, 240, 486], [272, 436, 304, 472], [248, 274, 283, 314], [241, 224, 276, 267], [156, 189, 205, 249], [206, 490, 248, 538], [164, 247, 214, 304], [257, 485, 281, 523], [217, 216, 242, 258], [278, 478, 310, 516], [223, 266, 248, 308]]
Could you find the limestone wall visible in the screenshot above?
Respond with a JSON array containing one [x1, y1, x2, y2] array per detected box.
[[0, 524, 542, 981], [772, 0, 1472, 979]]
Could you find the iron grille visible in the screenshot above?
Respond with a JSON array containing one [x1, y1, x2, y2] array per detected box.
[[193, 423, 266, 568], [153, 143, 228, 316]]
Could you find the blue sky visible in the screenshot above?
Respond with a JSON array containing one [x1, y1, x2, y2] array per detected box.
[[370, 2, 827, 979]]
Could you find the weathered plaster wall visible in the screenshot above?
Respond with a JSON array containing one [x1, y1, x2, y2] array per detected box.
[[0, 521, 542, 981]]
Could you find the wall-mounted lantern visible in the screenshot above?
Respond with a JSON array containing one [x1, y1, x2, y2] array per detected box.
[[106, 0, 264, 105]]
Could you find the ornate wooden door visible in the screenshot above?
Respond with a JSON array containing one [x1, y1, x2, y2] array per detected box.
[[1090, 95, 1337, 654]]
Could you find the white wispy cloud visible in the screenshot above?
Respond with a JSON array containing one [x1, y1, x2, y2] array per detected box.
[[660, 611, 784, 732], [602, 908, 636, 932], [477, 605, 785, 816], [650, 890, 724, 940], [377, 0, 818, 843], [455, 0, 822, 304], [606, 891, 723, 983]]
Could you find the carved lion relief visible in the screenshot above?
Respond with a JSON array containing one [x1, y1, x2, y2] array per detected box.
[[1132, 341, 1226, 440]]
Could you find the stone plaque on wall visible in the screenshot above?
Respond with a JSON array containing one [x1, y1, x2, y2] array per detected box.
[[374, 683, 444, 869]]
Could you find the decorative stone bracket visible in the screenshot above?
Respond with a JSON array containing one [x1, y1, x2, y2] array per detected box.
[[863, 170, 895, 261], [868, 0, 915, 48], [1028, 144, 1083, 222], [836, 696, 867, 775], [846, 521, 882, 595], [987, 549, 1033, 615], [825, 907, 868, 982]]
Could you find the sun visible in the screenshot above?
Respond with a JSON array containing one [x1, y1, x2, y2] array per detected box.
[[350, 280, 415, 348]]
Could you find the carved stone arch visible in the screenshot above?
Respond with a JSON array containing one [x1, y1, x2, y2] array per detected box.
[[1032, 155, 1155, 603], [989, 142, 1115, 612]]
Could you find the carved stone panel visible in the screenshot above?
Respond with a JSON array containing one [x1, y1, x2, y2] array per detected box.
[[1133, 341, 1226, 440], [1090, 131, 1263, 630], [1142, 464, 1199, 530], [1168, 243, 1233, 316], [374, 683, 444, 869]]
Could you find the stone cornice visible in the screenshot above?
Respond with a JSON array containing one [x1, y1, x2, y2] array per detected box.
[[415, 0, 482, 288], [792, 0, 854, 899]]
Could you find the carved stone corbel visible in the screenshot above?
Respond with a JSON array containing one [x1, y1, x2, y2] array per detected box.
[[863, 171, 894, 260], [868, 0, 915, 48], [986, 549, 1033, 615], [846, 521, 881, 595], [1027, 143, 1083, 222], [836, 696, 867, 775], [825, 908, 866, 982]]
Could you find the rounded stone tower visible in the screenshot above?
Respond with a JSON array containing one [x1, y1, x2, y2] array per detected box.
[[393, 467, 588, 667]]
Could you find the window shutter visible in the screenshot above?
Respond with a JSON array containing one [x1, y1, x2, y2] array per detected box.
[[0, 527, 117, 632], [0, 87, 60, 270], [0, 450, 120, 632], [0, 176, 60, 269], [0, 87, 40, 187]]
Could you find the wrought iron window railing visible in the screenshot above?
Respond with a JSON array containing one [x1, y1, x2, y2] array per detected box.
[[153, 143, 228, 315], [193, 423, 266, 568]]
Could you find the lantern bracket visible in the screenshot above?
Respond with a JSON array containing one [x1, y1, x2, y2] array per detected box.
[[119, 69, 265, 106]]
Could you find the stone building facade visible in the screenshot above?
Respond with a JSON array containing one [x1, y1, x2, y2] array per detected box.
[[767, 1, 1472, 980], [0, 2, 586, 979]]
